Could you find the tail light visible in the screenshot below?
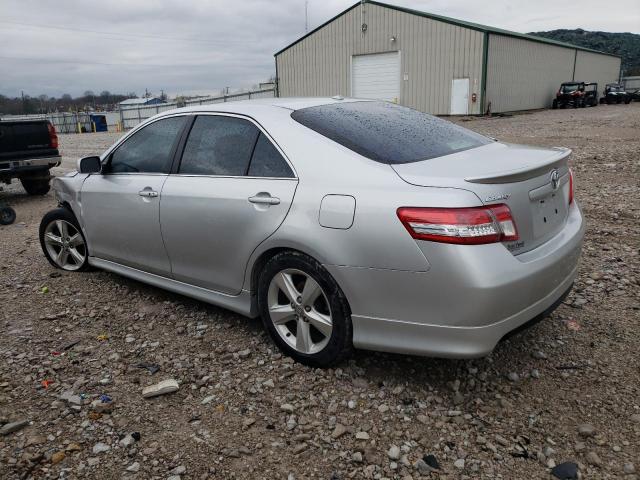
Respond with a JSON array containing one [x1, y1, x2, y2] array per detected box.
[[47, 122, 58, 149], [568, 168, 574, 205], [397, 204, 518, 245]]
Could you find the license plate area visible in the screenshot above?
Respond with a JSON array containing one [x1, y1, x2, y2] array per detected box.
[[531, 191, 566, 238]]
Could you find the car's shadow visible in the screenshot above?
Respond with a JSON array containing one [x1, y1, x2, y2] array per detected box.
[[0, 184, 55, 211], [82, 265, 551, 395]]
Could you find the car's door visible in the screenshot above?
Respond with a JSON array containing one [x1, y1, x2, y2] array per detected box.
[[160, 114, 298, 294], [81, 115, 186, 275]]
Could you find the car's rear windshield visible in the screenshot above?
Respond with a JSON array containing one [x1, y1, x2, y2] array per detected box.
[[290, 101, 491, 164]]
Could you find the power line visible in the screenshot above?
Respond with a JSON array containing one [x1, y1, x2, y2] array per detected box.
[[0, 19, 255, 46]]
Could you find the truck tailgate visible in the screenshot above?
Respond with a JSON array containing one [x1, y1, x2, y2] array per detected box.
[[0, 120, 59, 161]]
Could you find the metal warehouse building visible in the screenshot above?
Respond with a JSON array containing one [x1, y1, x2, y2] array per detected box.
[[275, 0, 621, 114]]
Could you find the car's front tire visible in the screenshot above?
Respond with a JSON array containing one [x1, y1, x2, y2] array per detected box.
[[257, 251, 353, 367], [39, 208, 89, 271]]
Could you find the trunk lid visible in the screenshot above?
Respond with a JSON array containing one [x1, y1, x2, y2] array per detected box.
[[391, 142, 572, 254]]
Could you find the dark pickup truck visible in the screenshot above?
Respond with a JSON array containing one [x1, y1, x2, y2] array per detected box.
[[0, 119, 61, 195]]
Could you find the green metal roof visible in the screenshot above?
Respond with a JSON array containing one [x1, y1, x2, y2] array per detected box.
[[274, 0, 620, 59]]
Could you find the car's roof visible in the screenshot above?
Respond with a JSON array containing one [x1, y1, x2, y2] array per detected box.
[[164, 97, 371, 116]]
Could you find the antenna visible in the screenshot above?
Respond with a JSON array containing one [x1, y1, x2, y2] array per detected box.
[[305, 0, 309, 32]]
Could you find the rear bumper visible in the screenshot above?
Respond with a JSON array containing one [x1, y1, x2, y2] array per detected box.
[[0, 155, 61, 175], [349, 270, 575, 358], [327, 202, 584, 358]]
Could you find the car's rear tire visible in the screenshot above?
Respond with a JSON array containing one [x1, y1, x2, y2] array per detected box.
[[257, 250, 353, 367], [20, 171, 51, 195], [39, 208, 89, 271]]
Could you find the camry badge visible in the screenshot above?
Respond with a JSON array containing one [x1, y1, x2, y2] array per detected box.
[[484, 193, 511, 202]]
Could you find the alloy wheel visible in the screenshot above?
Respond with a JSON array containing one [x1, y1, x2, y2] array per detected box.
[[43, 219, 86, 271], [267, 268, 333, 354]]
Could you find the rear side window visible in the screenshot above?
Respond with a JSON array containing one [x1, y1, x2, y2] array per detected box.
[[179, 116, 259, 176], [109, 116, 185, 173], [290, 101, 491, 164], [248, 133, 294, 178]]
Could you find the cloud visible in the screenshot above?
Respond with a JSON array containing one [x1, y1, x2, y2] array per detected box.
[[1, 0, 638, 98]]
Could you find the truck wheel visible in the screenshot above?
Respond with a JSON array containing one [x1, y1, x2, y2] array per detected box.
[[0, 207, 16, 225], [21, 176, 51, 195]]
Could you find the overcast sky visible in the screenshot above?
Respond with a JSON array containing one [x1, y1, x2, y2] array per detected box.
[[1, 0, 638, 99]]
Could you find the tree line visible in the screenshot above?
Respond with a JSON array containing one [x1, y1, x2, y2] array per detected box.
[[0, 91, 139, 116]]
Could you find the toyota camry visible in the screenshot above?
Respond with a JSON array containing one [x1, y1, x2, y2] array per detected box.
[[39, 98, 584, 367]]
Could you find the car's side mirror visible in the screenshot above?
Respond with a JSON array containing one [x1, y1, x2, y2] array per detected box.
[[78, 156, 102, 174]]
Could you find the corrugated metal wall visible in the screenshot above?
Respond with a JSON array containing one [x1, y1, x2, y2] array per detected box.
[[276, 3, 484, 115], [485, 34, 575, 113], [622, 76, 640, 90], [574, 51, 621, 91], [485, 35, 620, 113]]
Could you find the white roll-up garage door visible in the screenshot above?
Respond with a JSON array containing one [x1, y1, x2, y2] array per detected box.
[[351, 52, 400, 102]]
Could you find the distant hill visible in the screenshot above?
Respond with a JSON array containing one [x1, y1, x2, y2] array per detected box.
[[529, 29, 640, 76]]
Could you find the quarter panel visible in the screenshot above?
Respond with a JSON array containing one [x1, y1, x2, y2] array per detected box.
[[241, 113, 486, 290]]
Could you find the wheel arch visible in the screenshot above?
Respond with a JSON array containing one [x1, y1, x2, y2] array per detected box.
[[59, 201, 83, 226], [247, 244, 351, 315]]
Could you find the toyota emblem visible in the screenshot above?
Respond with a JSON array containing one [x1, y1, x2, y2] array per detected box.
[[550, 169, 560, 190]]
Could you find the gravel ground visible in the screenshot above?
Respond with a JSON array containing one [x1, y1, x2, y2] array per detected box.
[[0, 104, 638, 480]]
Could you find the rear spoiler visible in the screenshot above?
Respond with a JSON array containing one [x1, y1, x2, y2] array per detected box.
[[464, 147, 571, 184]]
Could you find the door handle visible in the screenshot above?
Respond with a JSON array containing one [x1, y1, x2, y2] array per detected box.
[[248, 194, 280, 205], [138, 189, 158, 198]]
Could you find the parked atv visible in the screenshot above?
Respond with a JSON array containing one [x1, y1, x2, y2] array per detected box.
[[599, 83, 632, 104], [552, 82, 597, 109], [628, 89, 640, 102]]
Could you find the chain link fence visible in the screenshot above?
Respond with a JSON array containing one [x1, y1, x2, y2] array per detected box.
[[1, 112, 94, 134], [119, 88, 276, 129], [2, 88, 277, 133]]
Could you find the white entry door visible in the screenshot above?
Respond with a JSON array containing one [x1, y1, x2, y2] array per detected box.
[[352, 52, 400, 102], [450, 78, 470, 115]]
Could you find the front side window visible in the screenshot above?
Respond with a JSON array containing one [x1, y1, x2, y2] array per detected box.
[[291, 101, 491, 164], [179, 116, 259, 176], [248, 133, 294, 178], [109, 116, 185, 173]]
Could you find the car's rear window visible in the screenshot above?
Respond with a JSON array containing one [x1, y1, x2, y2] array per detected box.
[[290, 101, 491, 164]]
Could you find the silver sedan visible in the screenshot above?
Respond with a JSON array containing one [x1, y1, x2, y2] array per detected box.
[[40, 98, 584, 367]]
